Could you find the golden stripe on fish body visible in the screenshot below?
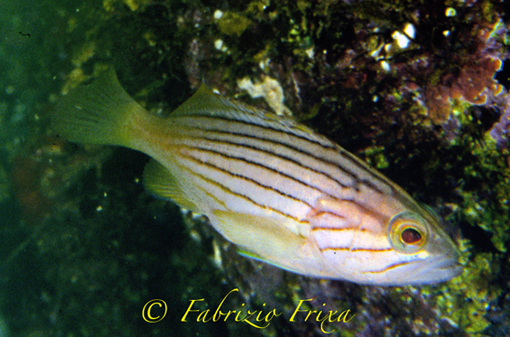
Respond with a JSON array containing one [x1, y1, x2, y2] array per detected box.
[[52, 69, 462, 286]]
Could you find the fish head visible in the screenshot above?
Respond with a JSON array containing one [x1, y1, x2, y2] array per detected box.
[[310, 192, 462, 286], [376, 209, 463, 285]]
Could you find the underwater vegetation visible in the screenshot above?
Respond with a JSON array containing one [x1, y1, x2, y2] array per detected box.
[[2, 0, 510, 336]]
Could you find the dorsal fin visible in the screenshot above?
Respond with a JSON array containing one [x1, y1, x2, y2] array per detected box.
[[170, 84, 334, 148], [171, 85, 243, 118]]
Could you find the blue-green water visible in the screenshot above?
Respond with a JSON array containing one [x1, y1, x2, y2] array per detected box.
[[1, 0, 509, 336]]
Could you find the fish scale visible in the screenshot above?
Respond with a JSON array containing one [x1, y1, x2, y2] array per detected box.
[[179, 129, 356, 196], [52, 68, 463, 285], [173, 114, 391, 194]]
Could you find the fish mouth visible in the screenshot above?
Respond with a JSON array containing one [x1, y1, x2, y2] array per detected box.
[[369, 255, 463, 286], [360, 255, 463, 286], [430, 256, 463, 271], [407, 256, 463, 285]]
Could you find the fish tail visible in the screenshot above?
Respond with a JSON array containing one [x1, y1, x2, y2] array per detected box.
[[52, 68, 145, 148]]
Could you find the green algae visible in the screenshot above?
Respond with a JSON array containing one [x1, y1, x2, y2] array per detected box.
[[457, 133, 510, 253], [0, 165, 10, 204], [436, 239, 501, 333], [362, 146, 390, 170], [217, 12, 252, 37]]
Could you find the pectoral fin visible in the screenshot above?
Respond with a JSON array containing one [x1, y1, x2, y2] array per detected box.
[[307, 196, 363, 229]]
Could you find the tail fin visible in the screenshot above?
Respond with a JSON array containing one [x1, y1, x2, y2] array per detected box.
[[52, 68, 146, 148]]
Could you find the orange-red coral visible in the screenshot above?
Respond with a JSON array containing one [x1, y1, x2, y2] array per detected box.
[[424, 56, 502, 123], [449, 57, 503, 104]]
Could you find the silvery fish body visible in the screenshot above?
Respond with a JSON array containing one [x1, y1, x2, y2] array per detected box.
[[52, 69, 462, 286]]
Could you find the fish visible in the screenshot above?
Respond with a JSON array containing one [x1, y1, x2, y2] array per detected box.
[[52, 69, 463, 286]]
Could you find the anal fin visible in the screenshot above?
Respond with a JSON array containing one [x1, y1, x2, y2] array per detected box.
[[143, 159, 199, 212]]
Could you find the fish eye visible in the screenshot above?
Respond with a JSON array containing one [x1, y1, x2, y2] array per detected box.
[[389, 212, 429, 254], [401, 227, 422, 244]]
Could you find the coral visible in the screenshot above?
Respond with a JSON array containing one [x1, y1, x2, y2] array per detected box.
[[489, 84, 510, 149], [424, 56, 503, 122], [237, 76, 293, 116]]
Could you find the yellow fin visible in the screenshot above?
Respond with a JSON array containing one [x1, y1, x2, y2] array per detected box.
[[170, 85, 325, 145], [170, 84, 244, 117], [143, 159, 199, 212], [212, 210, 307, 269], [52, 68, 146, 147], [170, 84, 282, 127]]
